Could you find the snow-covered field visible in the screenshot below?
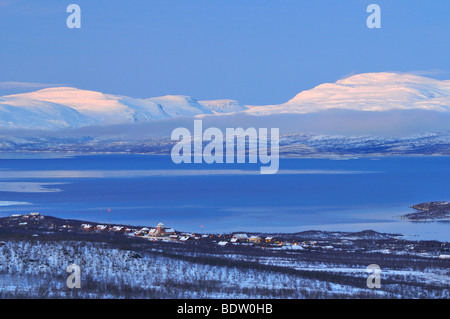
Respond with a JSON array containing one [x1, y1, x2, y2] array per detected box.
[[0, 239, 448, 299], [0, 240, 368, 298]]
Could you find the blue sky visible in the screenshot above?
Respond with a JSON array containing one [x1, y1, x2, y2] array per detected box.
[[0, 0, 449, 104]]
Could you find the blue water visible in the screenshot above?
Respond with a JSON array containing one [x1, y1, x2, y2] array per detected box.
[[0, 154, 448, 241]]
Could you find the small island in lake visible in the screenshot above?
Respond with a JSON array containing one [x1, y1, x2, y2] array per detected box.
[[401, 201, 450, 222]]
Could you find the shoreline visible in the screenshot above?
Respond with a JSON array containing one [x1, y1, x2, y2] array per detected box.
[[1, 203, 449, 243], [1, 150, 450, 159], [1, 212, 449, 299], [1, 212, 447, 245]]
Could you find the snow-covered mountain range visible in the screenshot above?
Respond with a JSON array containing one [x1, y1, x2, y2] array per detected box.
[[0, 87, 247, 130], [1, 72, 449, 130], [1, 131, 450, 157], [1, 72, 450, 156], [245, 72, 450, 115]]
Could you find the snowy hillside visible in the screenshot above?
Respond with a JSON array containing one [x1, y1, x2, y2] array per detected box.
[[1, 72, 449, 131], [0, 89, 250, 130], [198, 99, 248, 113], [246, 73, 450, 115], [0, 220, 448, 299], [0, 97, 96, 130], [0, 89, 220, 129]]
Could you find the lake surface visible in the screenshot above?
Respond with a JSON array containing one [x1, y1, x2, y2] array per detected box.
[[0, 153, 448, 241]]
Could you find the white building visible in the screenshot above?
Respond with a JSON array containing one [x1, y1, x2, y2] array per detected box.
[[232, 233, 249, 242], [218, 241, 230, 247]]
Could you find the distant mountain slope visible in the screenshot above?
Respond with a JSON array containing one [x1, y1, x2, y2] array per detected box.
[[0, 97, 96, 129], [1, 130, 450, 156], [0, 72, 449, 131], [246, 72, 450, 115], [1, 88, 220, 129], [198, 99, 248, 114]]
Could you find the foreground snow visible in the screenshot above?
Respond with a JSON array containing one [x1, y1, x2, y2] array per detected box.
[[0, 238, 448, 299]]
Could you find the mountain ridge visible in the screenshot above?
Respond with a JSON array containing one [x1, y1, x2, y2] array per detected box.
[[246, 72, 450, 115], [1, 72, 449, 130]]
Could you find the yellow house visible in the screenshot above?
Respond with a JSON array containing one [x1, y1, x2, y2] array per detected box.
[[249, 236, 262, 244]]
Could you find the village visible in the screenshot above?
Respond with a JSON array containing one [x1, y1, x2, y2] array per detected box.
[[6, 212, 291, 248], [1, 212, 450, 299], [2, 212, 450, 260]]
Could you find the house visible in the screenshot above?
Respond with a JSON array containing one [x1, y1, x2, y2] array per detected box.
[[145, 222, 176, 237], [165, 228, 175, 236], [10, 214, 21, 218], [96, 225, 108, 231], [438, 254, 450, 260], [265, 237, 274, 243], [156, 222, 166, 236], [249, 236, 262, 244], [232, 233, 249, 243], [29, 212, 40, 217], [179, 236, 191, 242], [112, 226, 124, 232], [136, 227, 150, 236], [218, 241, 230, 247], [147, 229, 158, 237], [81, 224, 94, 230]]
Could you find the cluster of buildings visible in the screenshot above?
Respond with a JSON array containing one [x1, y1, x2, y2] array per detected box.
[[7, 213, 450, 259], [135, 222, 175, 238], [217, 234, 340, 250], [134, 222, 209, 242], [9, 212, 44, 226], [81, 223, 131, 233], [10, 212, 43, 219], [217, 233, 277, 247], [81, 221, 205, 243]]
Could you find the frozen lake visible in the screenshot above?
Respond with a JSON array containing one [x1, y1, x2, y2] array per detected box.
[[0, 153, 448, 241]]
